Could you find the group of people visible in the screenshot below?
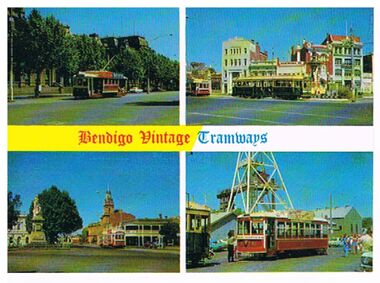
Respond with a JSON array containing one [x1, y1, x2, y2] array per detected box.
[[341, 231, 373, 257]]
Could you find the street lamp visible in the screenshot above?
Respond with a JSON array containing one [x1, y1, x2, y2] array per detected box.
[[146, 33, 173, 94]]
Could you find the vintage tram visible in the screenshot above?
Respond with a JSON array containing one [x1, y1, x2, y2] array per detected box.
[[186, 201, 212, 264], [73, 71, 127, 99], [100, 229, 126, 248], [186, 78, 211, 96], [236, 210, 329, 258], [232, 75, 309, 100]]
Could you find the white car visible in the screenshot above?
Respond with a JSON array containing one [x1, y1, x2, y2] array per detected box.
[[129, 87, 143, 93], [361, 251, 373, 271]]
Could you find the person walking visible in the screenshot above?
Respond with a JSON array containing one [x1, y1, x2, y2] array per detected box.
[[352, 234, 358, 255], [227, 230, 236, 262], [342, 234, 349, 257]]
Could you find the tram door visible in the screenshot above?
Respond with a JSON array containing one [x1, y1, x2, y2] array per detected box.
[[266, 218, 275, 250]]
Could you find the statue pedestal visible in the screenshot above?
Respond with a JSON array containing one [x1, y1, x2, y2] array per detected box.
[[30, 215, 47, 244]]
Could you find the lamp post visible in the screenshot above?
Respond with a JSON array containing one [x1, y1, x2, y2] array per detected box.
[[146, 33, 173, 94]]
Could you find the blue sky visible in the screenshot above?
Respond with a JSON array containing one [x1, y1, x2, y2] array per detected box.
[[25, 8, 179, 60], [8, 152, 179, 226], [187, 8, 374, 71], [186, 152, 373, 218]]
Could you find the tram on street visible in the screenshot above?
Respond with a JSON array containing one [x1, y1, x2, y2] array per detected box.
[[232, 75, 309, 100], [101, 230, 126, 248], [73, 71, 127, 99], [186, 201, 212, 264], [236, 210, 329, 258], [186, 78, 211, 96]]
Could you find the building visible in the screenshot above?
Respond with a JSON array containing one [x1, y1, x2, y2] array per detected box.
[[313, 205, 362, 238], [8, 214, 30, 247], [322, 34, 364, 91], [222, 37, 268, 94], [124, 217, 180, 247], [87, 190, 136, 244], [362, 54, 373, 94], [249, 60, 277, 77], [210, 211, 238, 242]]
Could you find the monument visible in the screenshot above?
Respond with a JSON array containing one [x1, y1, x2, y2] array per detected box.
[[30, 196, 47, 244]]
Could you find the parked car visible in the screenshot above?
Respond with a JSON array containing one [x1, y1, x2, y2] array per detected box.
[[129, 87, 143, 93], [210, 239, 227, 252], [361, 251, 373, 271]]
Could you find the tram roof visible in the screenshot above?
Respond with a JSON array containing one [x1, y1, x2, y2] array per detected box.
[[234, 75, 308, 82], [77, 71, 126, 79], [237, 210, 329, 223]]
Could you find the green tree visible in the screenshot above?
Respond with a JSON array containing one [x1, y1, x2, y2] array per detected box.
[[75, 35, 106, 71], [159, 221, 179, 245], [26, 186, 83, 244], [24, 9, 51, 97], [110, 48, 144, 87], [81, 227, 88, 243], [362, 217, 373, 232], [8, 192, 22, 230]]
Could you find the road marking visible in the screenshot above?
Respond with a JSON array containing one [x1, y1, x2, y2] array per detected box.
[[240, 108, 354, 120], [187, 112, 287, 125]]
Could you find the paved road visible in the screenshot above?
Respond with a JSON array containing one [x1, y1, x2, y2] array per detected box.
[[187, 248, 363, 272], [8, 91, 179, 125], [187, 96, 373, 125], [8, 247, 179, 272]]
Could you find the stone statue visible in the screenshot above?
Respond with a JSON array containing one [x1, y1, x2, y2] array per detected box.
[[33, 196, 42, 217]]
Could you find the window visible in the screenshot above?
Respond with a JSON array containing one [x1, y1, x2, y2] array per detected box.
[[244, 48, 247, 54], [244, 59, 247, 66], [234, 59, 237, 66], [224, 71, 227, 78], [354, 70, 361, 77], [355, 59, 361, 66], [251, 221, 264, 234], [238, 59, 241, 66], [299, 223, 305, 237], [230, 59, 233, 66], [225, 49, 228, 55], [335, 58, 342, 65], [335, 69, 342, 76], [344, 58, 352, 65], [351, 224, 353, 233], [277, 222, 285, 238], [225, 59, 228, 67]]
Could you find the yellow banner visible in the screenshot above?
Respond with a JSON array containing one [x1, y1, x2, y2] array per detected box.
[[8, 126, 201, 151]]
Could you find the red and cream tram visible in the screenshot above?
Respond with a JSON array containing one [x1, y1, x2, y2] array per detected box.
[[236, 210, 329, 258], [73, 71, 127, 99], [101, 230, 126, 248], [186, 78, 211, 96]]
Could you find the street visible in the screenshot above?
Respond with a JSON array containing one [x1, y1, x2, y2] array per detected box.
[[8, 91, 179, 125], [187, 248, 363, 272], [187, 95, 373, 125], [8, 247, 179, 272]]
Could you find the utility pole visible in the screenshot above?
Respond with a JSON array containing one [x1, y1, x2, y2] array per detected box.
[[350, 27, 356, 102], [329, 193, 333, 234]]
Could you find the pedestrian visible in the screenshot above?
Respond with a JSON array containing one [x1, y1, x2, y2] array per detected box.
[[352, 234, 358, 255], [342, 234, 349, 257], [227, 230, 236, 262]]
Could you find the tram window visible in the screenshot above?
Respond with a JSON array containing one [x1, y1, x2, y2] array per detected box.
[[277, 222, 285, 238], [299, 223, 305, 237], [311, 223, 316, 237], [252, 222, 264, 234], [305, 223, 310, 237], [243, 221, 250, 235], [322, 225, 329, 238], [238, 221, 243, 235], [316, 224, 321, 238], [291, 222, 298, 238], [285, 222, 291, 238]]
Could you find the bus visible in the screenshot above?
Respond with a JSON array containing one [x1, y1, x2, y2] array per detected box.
[[232, 75, 310, 100], [73, 71, 127, 99], [186, 78, 211, 96], [186, 201, 212, 264], [236, 210, 329, 259], [101, 230, 126, 248]]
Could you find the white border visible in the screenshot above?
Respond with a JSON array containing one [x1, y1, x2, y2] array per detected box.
[[2, 1, 378, 283]]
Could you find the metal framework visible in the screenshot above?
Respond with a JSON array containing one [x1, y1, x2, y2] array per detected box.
[[226, 152, 294, 214]]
